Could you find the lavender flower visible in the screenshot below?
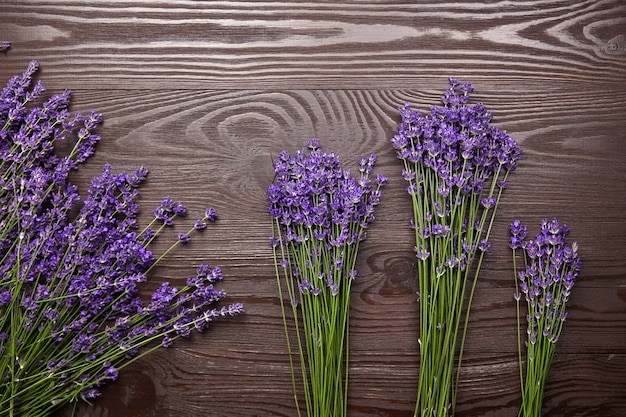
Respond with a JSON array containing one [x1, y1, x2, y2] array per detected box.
[[269, 139, 385, 417], [511, 219, 581, 417], [0, 61, 242, 416], [391, 78, 521, 417]]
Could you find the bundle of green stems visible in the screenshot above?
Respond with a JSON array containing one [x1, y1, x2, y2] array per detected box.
[[390, 79, 521, 416], [268, 140, 385, 416]]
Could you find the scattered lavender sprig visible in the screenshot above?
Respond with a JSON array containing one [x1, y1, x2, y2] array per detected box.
[[268, 139, 386, 417], [391, 78, 521, 417], [0, 61, 243, 417], [510, 218, 581, 417]]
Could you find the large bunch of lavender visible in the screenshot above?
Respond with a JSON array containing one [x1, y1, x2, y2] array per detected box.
[[268, 139, 386, 417], [390, 78, 522, 417], [510, 219, 581, 417], [0, 60, 243, 416]]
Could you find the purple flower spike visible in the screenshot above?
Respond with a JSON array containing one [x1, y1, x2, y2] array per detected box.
[[205, 207, 217, 222], [307, 138, 320, 150], [509, 219, 528, 249], [153, 197, 186, 225], [194, 218, 207, 230]]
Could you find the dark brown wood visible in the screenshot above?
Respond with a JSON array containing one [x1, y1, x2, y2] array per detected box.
[[1, 1, 625, 416]]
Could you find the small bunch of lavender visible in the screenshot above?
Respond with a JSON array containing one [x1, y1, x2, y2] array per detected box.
[[0, 60, 243, 417], [268, 139, 386, 417], [390, 78, 522, 417], [510, 219, 581, 417]]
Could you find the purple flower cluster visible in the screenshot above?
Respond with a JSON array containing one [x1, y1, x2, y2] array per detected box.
[[391, 79, 521, 417], [511, 218, 581, 417], [268, 139, 385, 416], [0, 61, 242, 415], [268, 139, 386, 296], [391, 78, 522, 268], [510, 218, 581, 345]]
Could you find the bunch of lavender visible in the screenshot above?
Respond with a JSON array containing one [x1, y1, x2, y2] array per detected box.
[[0, 60, 243, 417], [510, 219, 581, 417], [390, 78, 522, 417], [268, 139, 386, 417]]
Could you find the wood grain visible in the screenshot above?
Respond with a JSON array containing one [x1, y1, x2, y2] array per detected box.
[[1, 1, 625, 89], [1, 1, 625, 416]]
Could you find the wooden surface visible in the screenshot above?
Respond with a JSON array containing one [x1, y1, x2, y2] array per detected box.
[[2, 1, 626, 416]]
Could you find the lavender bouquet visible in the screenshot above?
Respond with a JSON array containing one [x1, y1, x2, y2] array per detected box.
[[0, 59, 243, 416], [268, 139, 386, 417], [390, 78, 521, 417], [510, 219, 581, 417]]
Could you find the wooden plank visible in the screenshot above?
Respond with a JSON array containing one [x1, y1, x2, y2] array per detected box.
[[55, 349, 626, 417], [1, 1, 625, 89]]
